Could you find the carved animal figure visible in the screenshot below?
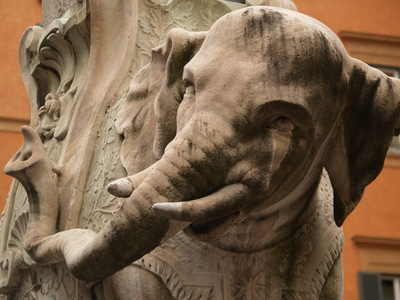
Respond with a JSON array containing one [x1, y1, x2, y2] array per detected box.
[[5, 6, 400, 299]]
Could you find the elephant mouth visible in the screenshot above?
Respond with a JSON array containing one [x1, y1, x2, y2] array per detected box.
[[152, 183, 250, 241], [184, 211, 241, 241]]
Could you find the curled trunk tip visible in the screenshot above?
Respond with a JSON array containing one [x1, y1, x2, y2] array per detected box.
[[107, 178, 133, 198], [107, 166, 154, 198]]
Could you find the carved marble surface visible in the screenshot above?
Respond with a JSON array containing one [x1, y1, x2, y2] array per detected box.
[[42, 0, 79, 27], [0, 0, 242, 298], [1, 1, 400, 300], [136, 172, 343, 300]]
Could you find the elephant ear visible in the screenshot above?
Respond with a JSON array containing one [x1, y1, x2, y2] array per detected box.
[[115, 29, 206, 173], [152, 29, 207, 159], [324, 59, 400, 226]]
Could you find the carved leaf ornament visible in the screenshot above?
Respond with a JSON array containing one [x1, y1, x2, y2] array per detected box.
[[35, 31, 76, 97], [136, 0, 231, 61]]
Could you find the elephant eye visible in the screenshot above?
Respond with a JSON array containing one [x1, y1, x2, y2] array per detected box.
[[185, 85, 195, 95], [268, 116, 295, 132], [183, 80, 195, 99]]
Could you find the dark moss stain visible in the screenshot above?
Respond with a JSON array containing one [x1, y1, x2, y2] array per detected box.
[[238, 8, 346, 101], [344, 67, 388, 199], [166, 37, 204, 87], [263, 34, 344, 118], [242, 9, 283, 42], [241, 7, 251, 17]]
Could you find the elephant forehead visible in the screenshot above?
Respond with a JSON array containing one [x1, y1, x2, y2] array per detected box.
[[186, 52, 340, 135], [184, 7, 346, 134], [205, 6, 345, 52], [194, 6, 346, 91]]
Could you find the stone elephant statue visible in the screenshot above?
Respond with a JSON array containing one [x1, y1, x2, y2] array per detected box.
[[5, 6, 400, 300]]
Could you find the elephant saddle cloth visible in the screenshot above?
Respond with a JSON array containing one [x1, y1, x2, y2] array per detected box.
[[135, 173, 344, 300]]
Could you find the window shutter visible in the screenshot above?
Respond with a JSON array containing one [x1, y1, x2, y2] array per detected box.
[[359, 272, 384, 300]]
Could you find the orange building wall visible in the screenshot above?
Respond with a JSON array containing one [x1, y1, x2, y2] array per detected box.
[[343, 167, 400, 300], [0, 2, 399, 300], [297, 0, 400, 37], [0, 1, 41, 211]]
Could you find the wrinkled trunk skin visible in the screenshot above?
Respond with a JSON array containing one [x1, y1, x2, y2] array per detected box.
[[6, 118, 237, 281], [53, 117, 234, 281]]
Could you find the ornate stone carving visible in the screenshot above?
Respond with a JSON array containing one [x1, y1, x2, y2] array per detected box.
[[132, 0, 234, 77], [0, 0, 242, 298], [2, 2, 400, 300], [42, 0, 79, 27]]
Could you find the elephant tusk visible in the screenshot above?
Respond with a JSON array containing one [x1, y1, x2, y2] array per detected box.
[[107, 166, 153, 198], [152, 183, 250, 223]]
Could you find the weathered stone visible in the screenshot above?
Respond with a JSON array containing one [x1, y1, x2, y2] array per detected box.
[[1, 2, 400, 300], [42, 0, 78, 26]]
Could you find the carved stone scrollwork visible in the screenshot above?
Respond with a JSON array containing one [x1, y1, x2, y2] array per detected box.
[[21, 0, 89, 141], [1, 1, 242, 298], [0, 213, 33, 294], [0, 1, 90, 296]]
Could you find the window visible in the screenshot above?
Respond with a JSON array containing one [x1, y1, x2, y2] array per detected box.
[[359, 272, 400, 300], [389, 136, 400, 155], [371, 65, 400, 78], [382, 275, 400, 300]]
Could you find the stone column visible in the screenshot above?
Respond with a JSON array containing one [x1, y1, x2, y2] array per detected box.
[[42, 0, 78, 26]]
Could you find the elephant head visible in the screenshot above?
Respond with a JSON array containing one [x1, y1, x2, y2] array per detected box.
[[11, 6, 400, 281], [113, 6, 400, 237]]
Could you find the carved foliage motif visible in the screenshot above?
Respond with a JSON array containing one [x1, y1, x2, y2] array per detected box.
[[79, 99, 127, 232], [134, 0, 232, 70], [229, 254, 269, 300], [25, 2, 90, 143], [11, 264, 92, 300]]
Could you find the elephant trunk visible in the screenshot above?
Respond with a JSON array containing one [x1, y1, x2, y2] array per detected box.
[[23, 118, 247, 281], [10, 119, 251, 281], [24, 157, 186, 281]]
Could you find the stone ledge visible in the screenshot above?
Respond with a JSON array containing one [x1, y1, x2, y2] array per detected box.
[[340, 31, 400, 66], [353, 236, 400, 273], [0, 117, 30, 133], [385, 153, 400, 168], [353, 236, 400, 249]]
